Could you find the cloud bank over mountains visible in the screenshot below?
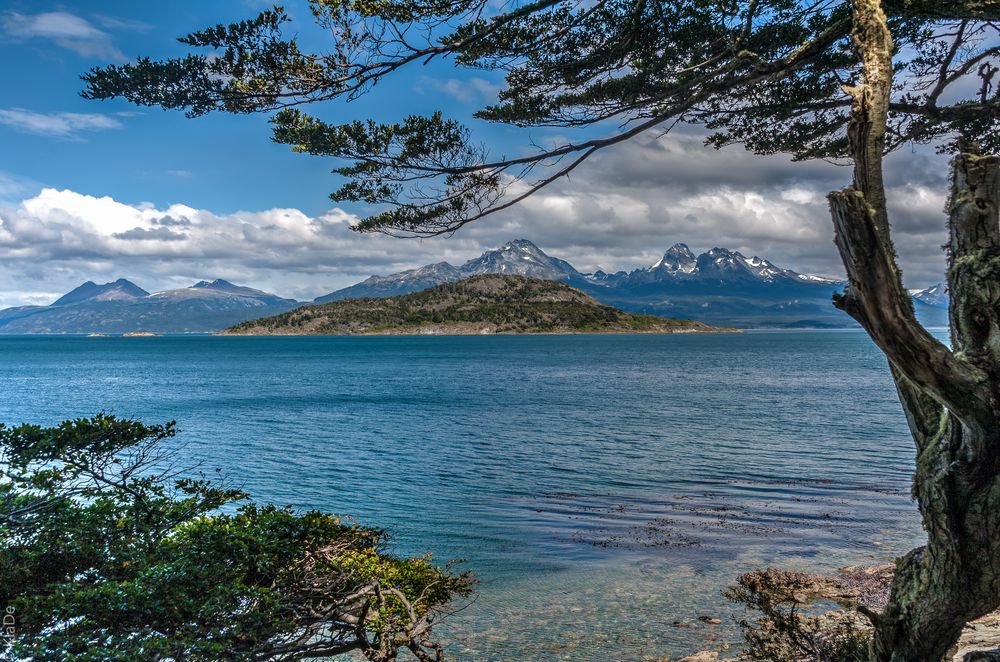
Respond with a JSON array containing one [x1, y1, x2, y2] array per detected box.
[[0, 132, 954, 309]]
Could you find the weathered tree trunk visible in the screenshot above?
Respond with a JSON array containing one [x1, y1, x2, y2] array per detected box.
[[867, 150, 1000, 662], [828, 1, 1000, 660]]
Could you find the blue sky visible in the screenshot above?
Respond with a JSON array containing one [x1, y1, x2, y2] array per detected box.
[[0, 0, 514, 215], [0, 1, 956, 306]]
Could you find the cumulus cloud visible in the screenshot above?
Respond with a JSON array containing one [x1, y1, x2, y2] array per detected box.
[[0, 188, 493, 307], [458, 133, 953, 283], [112, 227, 188, 242], [0, 131, 956, 309], [1, 11, 125, 60], [0, 108, 123, 139]]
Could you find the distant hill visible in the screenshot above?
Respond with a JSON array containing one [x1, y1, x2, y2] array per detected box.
[[226, 275, 730, 336], [0, 279, 300, 334], [314, 239, 947, 329], [51, 278, 150, 306]]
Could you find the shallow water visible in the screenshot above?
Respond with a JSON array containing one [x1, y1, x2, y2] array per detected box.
[[0, 331, 927, 659]]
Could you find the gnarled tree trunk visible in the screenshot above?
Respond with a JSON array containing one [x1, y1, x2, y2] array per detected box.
[[828, 1, 1000, 660]]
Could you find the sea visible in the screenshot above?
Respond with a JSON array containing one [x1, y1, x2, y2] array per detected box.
[[0, 330, 929, 660]]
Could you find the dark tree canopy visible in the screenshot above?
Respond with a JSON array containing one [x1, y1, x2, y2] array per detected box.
[[0, 415, 471, 661], [82, 1, 1000, 235]]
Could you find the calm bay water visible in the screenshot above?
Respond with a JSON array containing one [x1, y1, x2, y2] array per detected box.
[[0, 331, 926, 660]]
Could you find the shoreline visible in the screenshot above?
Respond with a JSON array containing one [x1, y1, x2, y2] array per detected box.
[[220, 328, 742, 337], [678, 563, 1000, 661]]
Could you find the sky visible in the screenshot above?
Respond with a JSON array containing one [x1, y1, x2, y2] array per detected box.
[[0, 1, 958, 308]]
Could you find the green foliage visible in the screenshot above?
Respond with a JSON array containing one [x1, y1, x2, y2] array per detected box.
[[227, 274, 699, 334], [0, 414, 472, 661], [81, 8, 328, 118], [81, 0, 1000, 235], [725, 568, 872, 662]]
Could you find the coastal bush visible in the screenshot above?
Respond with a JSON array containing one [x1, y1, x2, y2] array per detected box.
[[0, 414, 472, 661], [725, 568, 871, 662]]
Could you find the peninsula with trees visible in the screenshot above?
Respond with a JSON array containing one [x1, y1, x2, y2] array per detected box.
[[225, 274, 730, 336]]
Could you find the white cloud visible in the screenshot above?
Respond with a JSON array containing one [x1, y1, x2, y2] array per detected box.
[[781, 187, 820, 205], [416, 76, 503, 105], [91, 14, 152, 33], [0, 132, 957, 308], [464, 133, 953, 284], [1, 11, 125, 60], [0, 108, 122, 139], [0, 188, 494, 307]]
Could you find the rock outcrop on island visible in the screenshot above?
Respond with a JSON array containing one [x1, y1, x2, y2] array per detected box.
[[226, 275, 731, 336]]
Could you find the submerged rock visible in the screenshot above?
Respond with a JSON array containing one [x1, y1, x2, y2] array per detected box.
[[677, 652, 719, 662]]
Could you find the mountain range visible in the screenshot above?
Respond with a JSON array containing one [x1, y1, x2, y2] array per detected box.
[[0, 240, 949, 333], [315, 239, 949, 329], [0, 279, 298, 334]]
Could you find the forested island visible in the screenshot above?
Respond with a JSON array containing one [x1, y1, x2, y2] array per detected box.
[[225, 275, 733, 336]]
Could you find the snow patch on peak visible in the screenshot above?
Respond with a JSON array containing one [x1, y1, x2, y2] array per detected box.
[[797, 273, 842, 284], [651, 242, 697, 273], [459, 239, 580, 280], [912, 282, 948, 307]]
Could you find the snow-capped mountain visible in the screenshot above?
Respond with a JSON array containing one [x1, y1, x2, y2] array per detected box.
[[312, 240, 946, 328], [588, 244, 841, 288], [317, 239, 583, 303], [460, 238, 580, 279], [907, 283, 949, 327], [653, 243, 698, 275], [911, 283, 948, 308], [0, 279, 300, 334], [318, 239, 842, 299], [593, 243, 698, 286]]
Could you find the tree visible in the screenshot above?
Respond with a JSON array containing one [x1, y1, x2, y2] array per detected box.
[[0, 415, 472, 661], [81, 1, 1000, 659]]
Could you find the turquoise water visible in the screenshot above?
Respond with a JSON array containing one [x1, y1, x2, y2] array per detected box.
[[0, 331, 925, 660]]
